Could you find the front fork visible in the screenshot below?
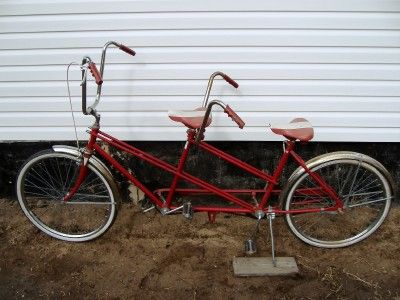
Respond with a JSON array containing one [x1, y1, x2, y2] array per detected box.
[[62, 128, 98, 202]]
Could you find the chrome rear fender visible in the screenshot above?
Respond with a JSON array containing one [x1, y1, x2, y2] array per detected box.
[[281, 151, 396, 203]]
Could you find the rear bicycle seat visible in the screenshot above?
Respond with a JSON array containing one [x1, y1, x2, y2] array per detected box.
[[270, 118, 314, 142]]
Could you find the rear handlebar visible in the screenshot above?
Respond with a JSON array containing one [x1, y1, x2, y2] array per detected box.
[[195, 100, 245, 144], [224, 105, 245, 129]]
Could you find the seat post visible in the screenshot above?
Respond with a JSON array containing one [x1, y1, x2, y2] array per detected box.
[[164, 130, 196, 207]]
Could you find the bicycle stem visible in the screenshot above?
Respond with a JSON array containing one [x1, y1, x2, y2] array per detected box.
[[195, 99, 227, 144], [81, 56, 90, 115], [203, 72, 222, 107]]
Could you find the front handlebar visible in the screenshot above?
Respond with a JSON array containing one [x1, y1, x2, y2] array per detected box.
[[119, 44, 136, 56], [81, 41, 135, 116], [88, 62, 103, 86]]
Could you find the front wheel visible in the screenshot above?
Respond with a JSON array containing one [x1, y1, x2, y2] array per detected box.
[[283, 152, 392, 248], [16, 149, 118, 242]]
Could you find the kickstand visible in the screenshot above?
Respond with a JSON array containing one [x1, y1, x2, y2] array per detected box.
[[267, 208, 277, 267], [243, 208, 277, 267], [233, 207, 299, 276]]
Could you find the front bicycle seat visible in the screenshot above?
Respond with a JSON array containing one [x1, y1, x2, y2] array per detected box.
[[270, 118, 314, 142], [168, 107, 212, 129]]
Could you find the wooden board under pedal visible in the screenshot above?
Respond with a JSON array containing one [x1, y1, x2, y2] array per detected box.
[[233, 257, 299, 276]]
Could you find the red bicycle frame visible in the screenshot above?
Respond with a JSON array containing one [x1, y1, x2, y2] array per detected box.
[[65, 126, 344, 216], [68, 42, 344, 217]]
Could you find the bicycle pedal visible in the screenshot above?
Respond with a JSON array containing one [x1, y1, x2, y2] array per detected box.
[[182, 202, 193, 220], [142, 205, 155, 213], [244, 239, 257, 255], [140, 198, 155, 213]]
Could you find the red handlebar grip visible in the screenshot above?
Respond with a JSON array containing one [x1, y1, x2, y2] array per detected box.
[[224, 105, 245, 129], [222, 74, 239, 88], [88, 62, 103, 85], [119, 44, 136, 56]]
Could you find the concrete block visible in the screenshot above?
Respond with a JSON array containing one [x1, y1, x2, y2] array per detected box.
[[233, 257, 299, 276]]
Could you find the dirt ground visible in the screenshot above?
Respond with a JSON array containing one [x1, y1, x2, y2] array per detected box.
[[0, 198, 399, 300]]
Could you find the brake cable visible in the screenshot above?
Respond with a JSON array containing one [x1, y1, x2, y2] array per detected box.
[[66, 62, 81, 151]]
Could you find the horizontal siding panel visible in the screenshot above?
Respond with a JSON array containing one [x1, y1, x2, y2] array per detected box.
[[0, 127, 397, 142], [3, 12, 400, 33], [0, 96, 398, 113], [1, 80, 400, 97], [2, 47, 400, 66], [2, 30, 400, 50], [0, 1, 398, 142], [3, 64, 400, 82], [0, 111, 397, 128], [1, 0, 400, 16]]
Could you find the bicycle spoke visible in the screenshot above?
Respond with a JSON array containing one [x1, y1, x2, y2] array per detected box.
[[38, 160, 59, 191], [62, 157, 76, 192], [29, 167, 59, 195], [25, 179, 60, 199], [347, 196, 392, 208], [65, 201, 115, 205]]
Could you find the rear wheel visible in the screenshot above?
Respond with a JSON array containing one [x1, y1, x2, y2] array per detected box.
[[16, 150, 117, 242], [284, 154, 392, 248]]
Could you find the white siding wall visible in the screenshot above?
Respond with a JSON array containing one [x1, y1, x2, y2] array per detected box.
[[0, 0, 399, 142]]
